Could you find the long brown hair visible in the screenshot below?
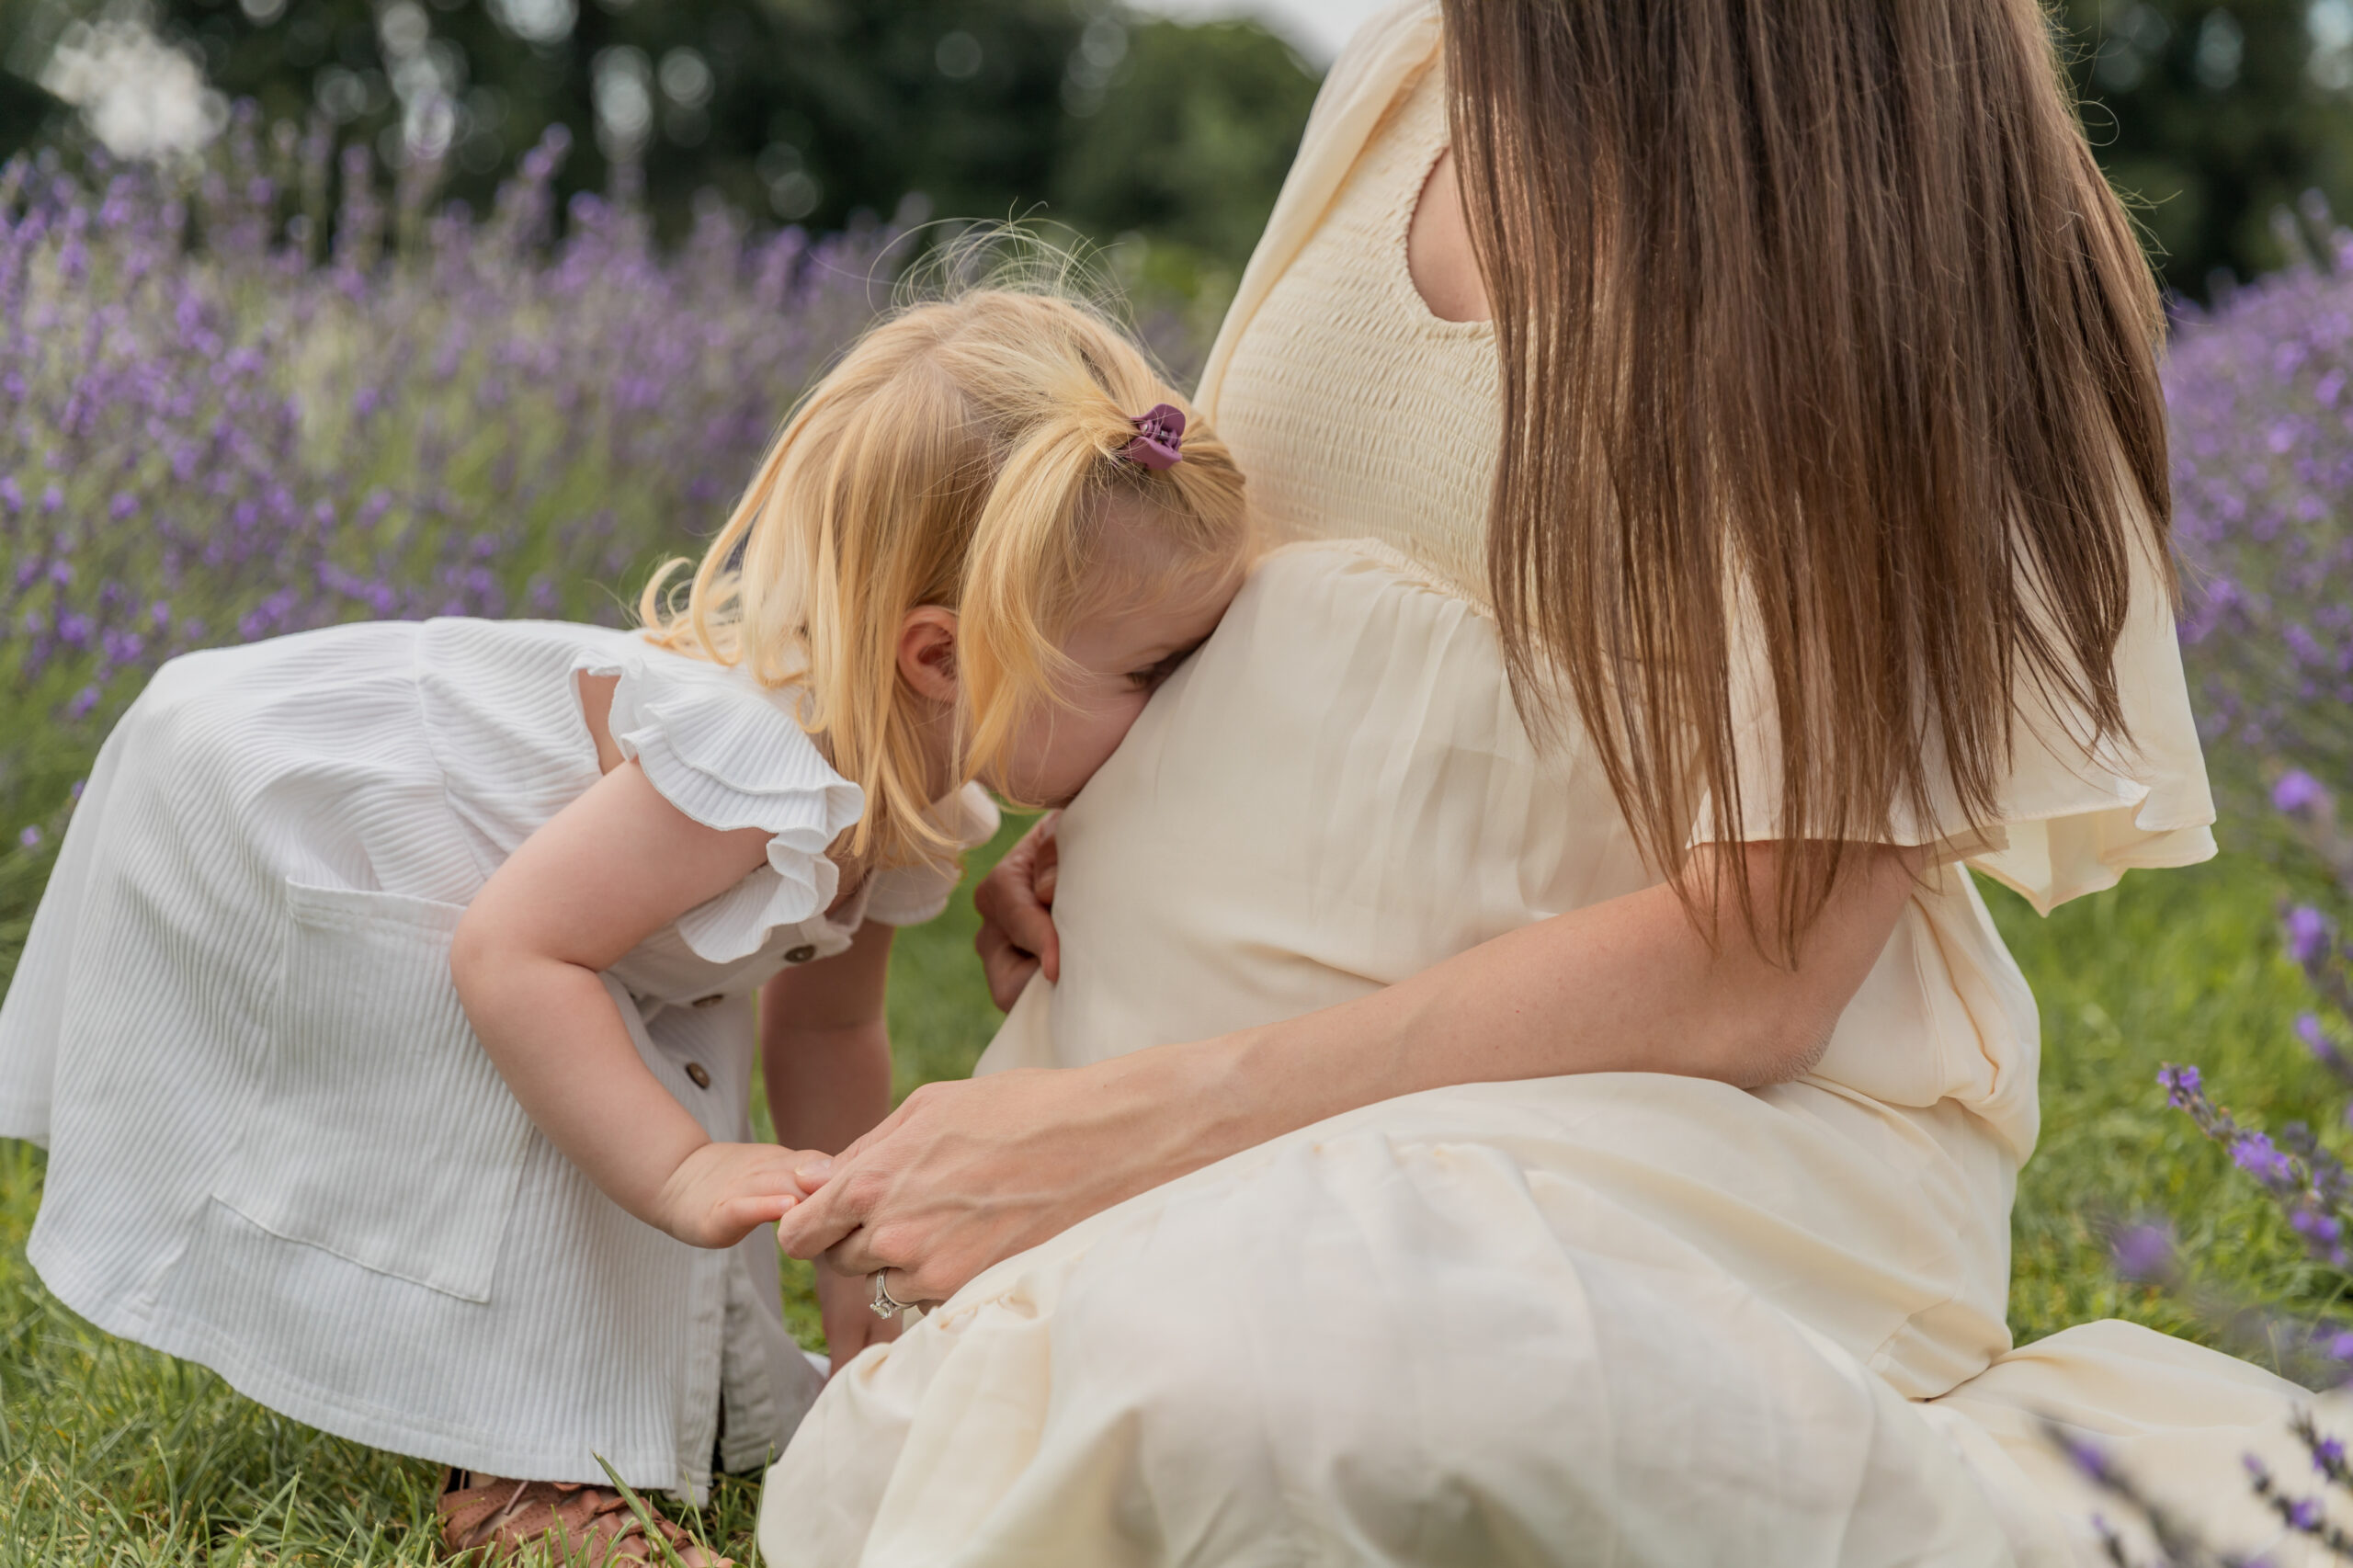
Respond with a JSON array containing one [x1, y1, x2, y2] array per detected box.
[[1444, 0, 2171, 951]]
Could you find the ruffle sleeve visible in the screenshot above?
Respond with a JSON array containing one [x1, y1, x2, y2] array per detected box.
[[1692, 529, 2216, 915], [863, 784, 1004, 926], [586, 644, 867, 963]]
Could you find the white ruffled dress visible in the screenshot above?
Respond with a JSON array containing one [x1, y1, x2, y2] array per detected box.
[[0, 616, 995, 1497]]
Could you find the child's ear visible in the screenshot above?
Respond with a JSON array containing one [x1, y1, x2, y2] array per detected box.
[[897, 607, 961, 705]]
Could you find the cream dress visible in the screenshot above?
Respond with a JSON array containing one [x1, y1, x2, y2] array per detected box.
[[0, 616, 994, 1498], [758, 9, 2306, 1562]]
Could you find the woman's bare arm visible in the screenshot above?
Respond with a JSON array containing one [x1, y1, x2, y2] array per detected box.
[[780, 840, 1921, 1302]]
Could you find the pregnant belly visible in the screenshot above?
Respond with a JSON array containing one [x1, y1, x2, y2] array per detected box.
[[983, 539, 1648, 1072], [984, 539, 2044, 1153], [959, 543, 2020, 1421]]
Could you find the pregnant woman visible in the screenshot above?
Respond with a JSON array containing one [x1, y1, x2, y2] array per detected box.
[[762, 2, 2299, 1560]]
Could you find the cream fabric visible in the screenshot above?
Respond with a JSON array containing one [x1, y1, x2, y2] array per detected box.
[[757, 4, 2295, 1562], [1215, 60, 1496, 603], [0, 617, 993, 1495]]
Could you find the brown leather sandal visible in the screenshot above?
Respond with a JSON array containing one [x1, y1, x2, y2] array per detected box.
[[438, 1471, 733, 1566]]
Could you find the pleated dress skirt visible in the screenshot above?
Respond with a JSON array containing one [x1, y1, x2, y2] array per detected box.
[[0, 619, 819, 1496]]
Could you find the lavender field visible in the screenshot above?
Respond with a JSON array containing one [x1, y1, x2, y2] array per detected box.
[[0, 126, 2347, 1558], [0, 126, 1015, 1560]]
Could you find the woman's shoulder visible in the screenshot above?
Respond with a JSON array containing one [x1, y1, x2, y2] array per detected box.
[[1279, 2, 1443, 204], [1324, 2, 1441, 97], [1197, 2, 1441, 413]]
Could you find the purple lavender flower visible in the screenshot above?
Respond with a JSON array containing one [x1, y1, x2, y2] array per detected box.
[[2287, 906, 2335, 968], [2275, 769, 2332, 815], [2110, 1223, 2177, 1282], [0, 116, 901, 963], [2292, 1208, 2343, 1244], [2157, 1064, 2204, 1108], [2233, 1132, 2296, 1186], [17, 826, 40, 849], [2289, 1495, 2325, 1531]]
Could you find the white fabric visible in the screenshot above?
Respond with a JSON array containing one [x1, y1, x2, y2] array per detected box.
[[1928, 1319, 2331, 1564], [598, 645, 867, 966], [1703, 526, 2219, 913], [755, 5, 2290, 1557], [1213, 59, 1497, 607], [762, 541, 2290, 1566], [773, 1080, 2026, 1567], [0, 617, 993, 1495]]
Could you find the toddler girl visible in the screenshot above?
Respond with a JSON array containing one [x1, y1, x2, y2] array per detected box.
[[0, 289, 1249, 1564]]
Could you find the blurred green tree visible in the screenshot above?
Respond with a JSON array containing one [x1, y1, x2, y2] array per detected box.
[[1056, 16, 1318, 267], [2055, 0, 2353, 294], [0, 66, 55, 151], [35, 2, 2347, 305], [0, 0, 1318, 276], [152, 0, 1105, 237]]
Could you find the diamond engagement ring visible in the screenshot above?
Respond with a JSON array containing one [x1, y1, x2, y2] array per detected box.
[[869, 1268, 914, 1319]]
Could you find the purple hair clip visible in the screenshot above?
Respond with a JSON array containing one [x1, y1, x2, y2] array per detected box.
[[1121, 403, 1187, 471]]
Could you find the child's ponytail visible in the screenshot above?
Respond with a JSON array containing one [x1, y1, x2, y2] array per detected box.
[[960, 382, 1173, 778]]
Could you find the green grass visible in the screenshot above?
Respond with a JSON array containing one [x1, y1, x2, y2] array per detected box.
[[0, 835, 2326, 1562], [0, 814, 1026, 1565], [1996, 852, 2338, 1349]]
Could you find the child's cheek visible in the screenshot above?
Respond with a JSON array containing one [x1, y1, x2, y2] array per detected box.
[[1062, 697, 1150, 796]]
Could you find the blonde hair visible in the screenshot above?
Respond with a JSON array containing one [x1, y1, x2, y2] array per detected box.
[[639, 288, 1251, 870]]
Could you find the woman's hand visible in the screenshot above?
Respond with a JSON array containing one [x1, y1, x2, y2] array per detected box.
[[813, 1264, 902, 1374], [649, 1140, 812, 1249], [972, 813, 1060, 1010], [773, 1055, 1210, 1305]]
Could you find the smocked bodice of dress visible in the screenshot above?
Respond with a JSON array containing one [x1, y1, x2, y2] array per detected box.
[[1216, 59, 1499, 604]]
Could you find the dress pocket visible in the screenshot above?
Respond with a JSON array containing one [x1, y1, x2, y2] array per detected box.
[[210, 880, 534, 1303]]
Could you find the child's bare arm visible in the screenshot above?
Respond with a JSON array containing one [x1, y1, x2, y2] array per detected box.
[[763, 919, 894, 1166], [451, 757, 813, 1247], [762, 921, 902, 1368]]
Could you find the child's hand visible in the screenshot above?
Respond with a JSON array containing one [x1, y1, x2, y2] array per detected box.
[[973, 812, 1060, 1010], [651, 1142, 813, 1249]]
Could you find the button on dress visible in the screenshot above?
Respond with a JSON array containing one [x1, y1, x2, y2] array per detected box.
[[0, 615, 995, 1497]]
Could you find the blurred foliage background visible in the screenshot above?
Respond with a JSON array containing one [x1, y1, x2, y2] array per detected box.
[[6, 1, 2353, 302], [2056, 0, 2353, 293], [0, 0, 1323, 318]]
